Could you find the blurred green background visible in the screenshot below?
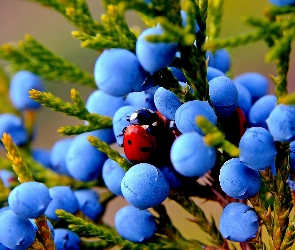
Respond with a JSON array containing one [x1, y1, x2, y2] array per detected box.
[[0, 0, 294, 244]]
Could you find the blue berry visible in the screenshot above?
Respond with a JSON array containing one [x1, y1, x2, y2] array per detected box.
[[45, 186, 79, 220], [74, 189, 105, 221], [94, 48, 148, 96], [86, 90, 126, 118], [29, 218, 38, 232], [248, 95, 277, 129], [175, 100, 217, 134], [209, 76, 238, 118], [234, 81, 252, 118], [0, 113, 28, 146], [136, 27, 178, 74], [219, 158, 261, 199], [207, 66, 225, 81], [169, 67, 186, 82], [154, 87, 182, 120], [206, 50, 215, 66], [0, 206, 10, 215], [239, 127, 276, 170], [288, 179, 295, 191], [54, 228, 80, 250], [0, 243, 11, 250], [50, 138, 73, 175], [9, 70, 45, 111], [90, 128, 116, 145], [8, 181, 51, 218], [207, 49, 231, 73], [268, 0, 295, 6], [0, 210, 36, 250], [126, 91, 156, 111], [159, 165, 183, 189], [65, 131, 109, 181], [114, 205, 156, 242], [220, 202, 259, 242], [102, 158, 126, 196], [121, 163, 170, 209], [213, 49, 231, 73], [32, 148, 52, 169], [0, 170, 15, 188], [234, 72, 269, 103], [47, 220, 55, 239], [266, 104, 295, 142], [112, 105, 138, 145], [170, 132, 216, 177], [289, 141, 295, 173]]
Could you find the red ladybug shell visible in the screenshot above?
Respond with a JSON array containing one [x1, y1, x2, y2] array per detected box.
[[236, 107, 247, 137], [155, 110, 170, 127], [123, 125, 157, 164]]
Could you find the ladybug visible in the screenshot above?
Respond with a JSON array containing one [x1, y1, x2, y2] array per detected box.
[[128, 108, 164, 127], [123, 123, 175, 165], [123, 124, 158, 164], [236, 107, 247, 137]]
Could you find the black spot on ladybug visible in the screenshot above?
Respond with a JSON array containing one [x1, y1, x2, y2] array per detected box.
[[127, 140, 132, 145], [140, 147, 152, 152]]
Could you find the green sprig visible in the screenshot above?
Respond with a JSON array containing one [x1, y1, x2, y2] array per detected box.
[[281, 216, 295, 250], [269, 33, 293, 98], [204, 19, 295, 52], [249, 193, 274, 237], [58, 124, 108, 136], [29, 89, 112, 130], [278, 93, 295, 105], [146, 16, 195, 46], [265, 5, 295, 20], [271, 143, 293, 249], [0, 36, 96, 88], [56, 209, 168, 250], [87, 136, 132, 172], [56, 209, 118, 239], [196, 116, 240, 157], [80, 238, 109, 250], [73, 4, 137, 52], [1, 133, 33, 183], [72, 31, 135, 51]]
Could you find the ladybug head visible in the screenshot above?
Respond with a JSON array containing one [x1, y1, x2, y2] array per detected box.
[[128, 108, 159, 126]]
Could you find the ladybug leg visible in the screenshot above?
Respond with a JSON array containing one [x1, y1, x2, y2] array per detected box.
[[126, 115, 131, 122], [117, 128, 126, 138], [121, 126, 128, 134]]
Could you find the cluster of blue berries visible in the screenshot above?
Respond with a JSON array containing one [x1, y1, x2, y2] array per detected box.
[[0, 181, 81, 249]]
